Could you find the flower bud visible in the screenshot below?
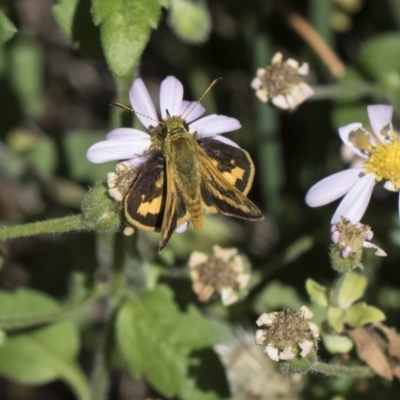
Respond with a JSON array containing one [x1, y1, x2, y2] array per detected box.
[[81, 182, 123, 232]]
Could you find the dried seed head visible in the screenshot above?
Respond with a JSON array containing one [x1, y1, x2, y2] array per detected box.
[[188, 245, 251, 306], [251, 52, 314, 110], [255, 306, 319, 372]]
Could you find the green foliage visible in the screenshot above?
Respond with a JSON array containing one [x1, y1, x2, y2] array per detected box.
[[168, 0, 211, 44], [334, 272, 367, 309], [116, 285, 227, 399], [344, 302, 386, 327], [0, 288, 60, 331], [0, 10, 16, 44], [306, 278, 330, 307], [92, 0, 166, 76], [52, 0, 103, 59], [254, 280, 304, 313], [0, 321, 89, 400], [358, 33, 400, 82]]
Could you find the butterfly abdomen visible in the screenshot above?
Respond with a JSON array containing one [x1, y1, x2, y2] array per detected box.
[[168, 132, 203, 230]]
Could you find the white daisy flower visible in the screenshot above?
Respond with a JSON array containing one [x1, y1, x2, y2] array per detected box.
[[86, 75, 241, 165], [306, 104, 400, 224]]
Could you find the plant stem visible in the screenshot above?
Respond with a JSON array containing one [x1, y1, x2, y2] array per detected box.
[[89, 231, 127, 400], [0, 214, 88, 240], [310, 361, 375, 378]]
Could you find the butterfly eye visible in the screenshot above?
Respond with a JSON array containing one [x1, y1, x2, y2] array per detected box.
[[162, 126, 168, 138]]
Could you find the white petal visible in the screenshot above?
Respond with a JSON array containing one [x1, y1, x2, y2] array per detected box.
[[160, 76, 183, 119], [180, 101, 205, 123], [106, 128, 150, 140], [190, 115, 241, 138], [265, 344, 280, 362], [221, 287, 239, 306], [305, 168, 364, 207], [175, 221, 189, 233], [384, 180, 398, 192], [212, 135, 240, 148], [331, 174, 375, 223], [367, 104, 393, 141], [279, 347, 295, 361], [363, 241, 387, 256], [338, 123, 370, 159], [126, 155, 151, 169], [256, 312, 277, 327], [255, 329, 266, 345], [86, 137, 151, 163], [299, 340, 314, 357], [271, 95, 290, 110], [129, 78, 158, 128]]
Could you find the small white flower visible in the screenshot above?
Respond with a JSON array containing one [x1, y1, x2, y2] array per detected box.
[[306, 105, 400, 224]]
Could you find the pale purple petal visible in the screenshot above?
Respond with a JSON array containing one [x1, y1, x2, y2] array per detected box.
[[86, 137, 151, 163], [305, 168, 364, 207], [213, 135, 240, 148], [160, 76, 183, 119], [126, 155, 151, 169], [129, 78, 158, 128], [180, 100, 206, 123], [331, 174, 375, 223], [106, 128, 150, 140], [190, 115, 241, 138], [338, 123, 370, 159], [367, 104, 393, 141]]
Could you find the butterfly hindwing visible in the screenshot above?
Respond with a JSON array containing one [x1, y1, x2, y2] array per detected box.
[[124, 156, 165, 231], [197, 142, 263, 220], [198, 138, 255, 195]]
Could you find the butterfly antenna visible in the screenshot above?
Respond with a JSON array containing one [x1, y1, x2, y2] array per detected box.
[[182, 78, 222, 120], [113, 102, 166, 126]]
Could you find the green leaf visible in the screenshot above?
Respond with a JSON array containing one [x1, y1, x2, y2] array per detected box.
[[254, 280, 304, 314], [9, 37, 44, 118], [52, 0, 80, 37], [322, 333, 354, 354], [327, 306, 344, 333], [0, 10, 17, 44], [306, 279, 330, 307], [117, 285, 228, 399], [0, 288, 60, 331], [168, 0, 211, 44], [92, 0, 162, 76], [334, 272, 367, 309], [344, 302, 386, 327], [52, 0, 103, 60], [358, 33, 400, 82], [0, 321, 89, 400]]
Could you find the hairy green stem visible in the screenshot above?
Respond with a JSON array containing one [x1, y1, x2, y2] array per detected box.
[[310, 361, 375, 378], [0, 214, 88, 240]]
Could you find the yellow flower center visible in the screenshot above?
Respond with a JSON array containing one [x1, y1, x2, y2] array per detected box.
[[364, 140, 400, 189]]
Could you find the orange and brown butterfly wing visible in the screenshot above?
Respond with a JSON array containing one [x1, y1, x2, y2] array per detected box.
[[197, 138, 263, 220]]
